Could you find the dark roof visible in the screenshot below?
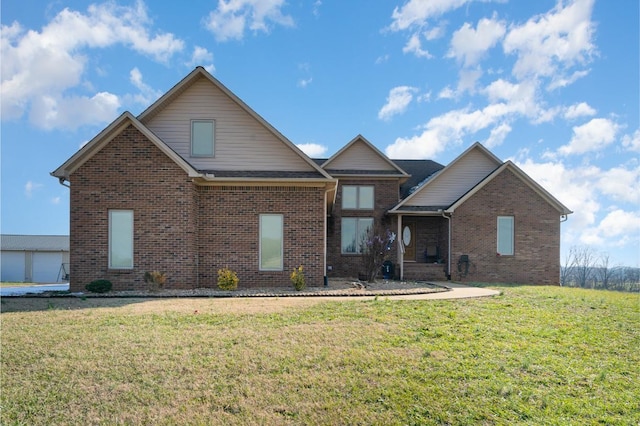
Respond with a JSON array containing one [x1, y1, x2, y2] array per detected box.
[[390, 205, 449, 213], [393, 160, 445, 199], [311, 158, 444, 198], [324, 169, 406, 176], [199, 170, 327, 179]]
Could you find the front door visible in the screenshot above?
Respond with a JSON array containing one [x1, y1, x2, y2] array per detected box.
[[403, 222, 416, 261]]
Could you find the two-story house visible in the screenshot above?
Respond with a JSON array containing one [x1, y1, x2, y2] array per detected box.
[[52, 67, 571, 291]]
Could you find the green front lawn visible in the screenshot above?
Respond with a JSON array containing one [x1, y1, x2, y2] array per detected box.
[[1, 285, 638, 425]]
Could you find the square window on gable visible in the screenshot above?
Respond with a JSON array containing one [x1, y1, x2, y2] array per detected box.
[[342, 186, 374, 210], [191, 120, 214, 157]]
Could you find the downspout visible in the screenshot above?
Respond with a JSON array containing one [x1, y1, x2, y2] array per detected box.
[[323, 184, 336, 287], [440, 210, 452, 281]]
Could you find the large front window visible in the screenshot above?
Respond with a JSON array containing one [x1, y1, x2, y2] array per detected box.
[[497, 216, 514, 255], [341, 217, 373, 254], [342, 186, 374, 209], [109, 210, 133, 269], [260, 214, 283, 270]]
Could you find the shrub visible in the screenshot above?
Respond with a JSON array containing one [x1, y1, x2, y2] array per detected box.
[[85, 279, 112, 293], [144, 271, 167, 289], [217, 268, 239, 291], [290, 265, 306, 291]]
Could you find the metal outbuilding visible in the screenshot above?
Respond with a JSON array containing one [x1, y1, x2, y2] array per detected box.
[[1, 235, 70, 283]]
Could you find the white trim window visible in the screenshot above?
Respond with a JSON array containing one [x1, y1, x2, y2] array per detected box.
[[342, 185, 374, 210], [109, 210, 134, 269], [497, 216, 514, 256], [191, 120, 215, 157], [260, 214, 283, 271], [341, 217, 373, 254]]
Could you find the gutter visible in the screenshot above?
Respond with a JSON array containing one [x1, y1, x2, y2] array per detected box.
[[56, 176, 70, 188]]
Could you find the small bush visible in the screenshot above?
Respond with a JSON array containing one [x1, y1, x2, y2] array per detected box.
[[290, 265, 306, 291], [144, 271, 167, 289], [85, 279, 112, 293], [217, 268, 239, 291]]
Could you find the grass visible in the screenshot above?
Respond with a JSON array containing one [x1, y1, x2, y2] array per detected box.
[[1, 285, 638, 425]]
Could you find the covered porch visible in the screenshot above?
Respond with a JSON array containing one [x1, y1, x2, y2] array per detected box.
[[393, 213, 451, 282]]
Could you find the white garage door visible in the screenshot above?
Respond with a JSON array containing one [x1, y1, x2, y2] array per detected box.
[[1, 251, 26, 282], [33, 252, 63, 283]]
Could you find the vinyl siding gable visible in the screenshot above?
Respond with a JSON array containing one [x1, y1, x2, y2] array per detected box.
[[326, 138, 398, 171], [144, 77, 314, 172], [404, 147, 499, 207]]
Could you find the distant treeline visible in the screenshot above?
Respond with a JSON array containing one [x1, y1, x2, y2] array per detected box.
[[561, 246, 639, 292]]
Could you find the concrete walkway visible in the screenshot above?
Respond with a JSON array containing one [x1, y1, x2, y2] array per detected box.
[[382, 282, 500, 300]]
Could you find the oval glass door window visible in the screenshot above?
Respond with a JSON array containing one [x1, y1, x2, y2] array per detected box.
[[402, 226, 411, 246]]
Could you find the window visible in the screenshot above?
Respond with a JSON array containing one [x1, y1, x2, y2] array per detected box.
[[497, 216, 514, 255], [342, 185, 374, 209], [341, 217, 373, 254], [191, 120, 214, 156], [260, 214, 283, 270], [109, 210, 133, 269]]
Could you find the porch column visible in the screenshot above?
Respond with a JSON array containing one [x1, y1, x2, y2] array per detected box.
[[397, 214, 403, 280]]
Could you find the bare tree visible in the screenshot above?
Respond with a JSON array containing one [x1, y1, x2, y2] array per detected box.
[[595, 252, 612, 289], [560, 248, 576, 287], [572, 246, 598, 288]]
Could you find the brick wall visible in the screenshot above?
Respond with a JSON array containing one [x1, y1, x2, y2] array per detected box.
[[69, 125, 198, 291], [327, 178, 400, 278], [198, 185, 326, 288], [451, 168, 561, 285]]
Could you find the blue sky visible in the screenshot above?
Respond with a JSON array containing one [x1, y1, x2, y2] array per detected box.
[[1, 0, 638, 267]]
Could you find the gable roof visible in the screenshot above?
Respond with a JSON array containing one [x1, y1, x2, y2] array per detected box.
[[1, 234, 69, 251], [321, 135, 410, 179], [394, 159, 445, 198], [446, 160, 573, 215], [51, 112, 201, 182], [138, 67, 332, 180], [389, 142, 502, 213]]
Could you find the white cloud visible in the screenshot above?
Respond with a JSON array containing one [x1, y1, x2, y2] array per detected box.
[[1, 1, 183, 129], [425, 23, 447, 40], [297, 77, 313, 88], [582, 209, 640, 247], [378, 86, 418, 121], [52, 197, 61, 205], [402, 33, 433, 58], [296, 143, 327, 157], [205, 0, 294, 42], [375, 54, 390, 64], [563, 102, 596, 120], [503, 0, 596, 81], [558, 118, 620, 155], [389, 0, 469, 31], [25, 181, 44, 198], [596, 165, 640, 204], [187, 46, 215, 73], [547, 69, 590, 90], [622, 129, 640, 152], [129, 67, 162, 105], [438, 86, 455, 100], [485, 122, 512, 148], [448, 14, 506, 67], [31, 92, 121, 130]]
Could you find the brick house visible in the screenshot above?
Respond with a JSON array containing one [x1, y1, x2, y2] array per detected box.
[[52, 67, 571, 291]]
